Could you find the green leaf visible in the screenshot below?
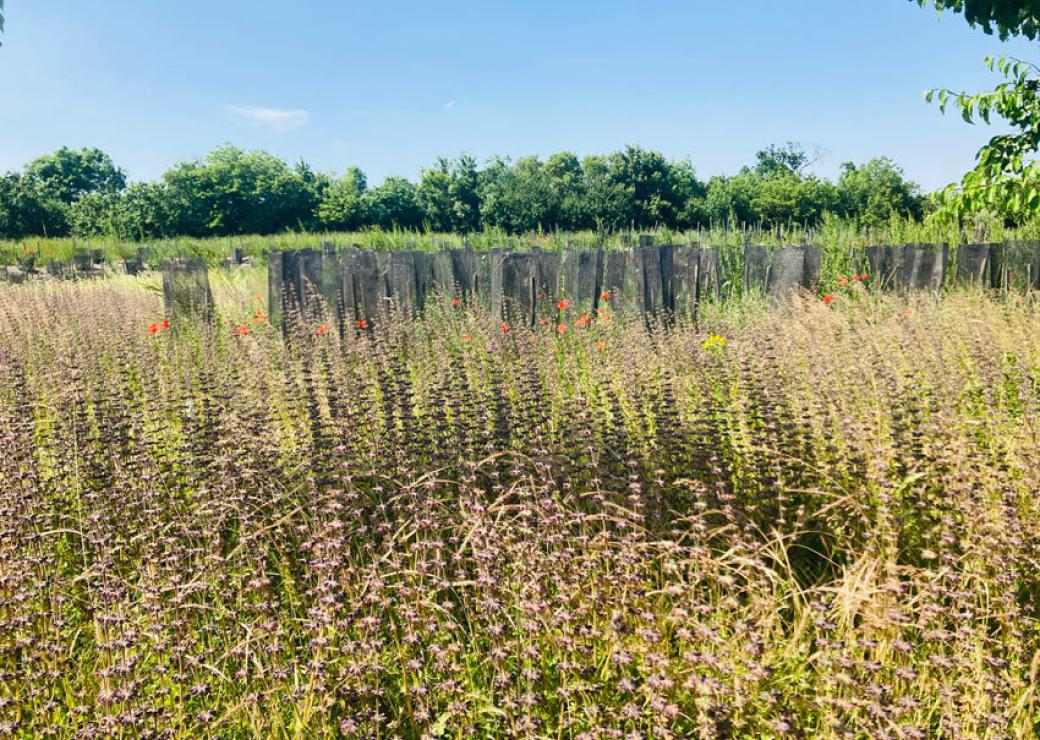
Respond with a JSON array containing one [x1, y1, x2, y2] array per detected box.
[[927, 50, 1040, 223]]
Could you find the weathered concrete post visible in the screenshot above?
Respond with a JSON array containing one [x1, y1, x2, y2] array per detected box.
[[954, 244, 991, 286], [559, 248, 604, 315], [671, 246, 701, 321], [162, 259, 214, 322], [901, 244, 947, 291], [766, 247, 808, 300], [491, 252, 538, 326]]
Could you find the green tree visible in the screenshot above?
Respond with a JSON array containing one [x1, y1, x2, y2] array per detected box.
[[416, 159, 455, 231], [161, 146, 319, 236], [416, 156, 481, 232], [24, 147, 126, 205], [449, 155, 481, 232], [749, 172, 839, 226], [0, 174, 67, 239], [317, 167, 368, 231], [581, 155, 635, 231], [607, 145, 695, 228], [4, 140, 932, 238], [545, 152, 588, 230], [478, 157, 521, 232], [914, 1, 1040, 220], [479, 156, 557, 233], [752, 142, 821, 177], [364, 177, 423, 230], [837, 157, 924, 225], [292, 159, 331, 231], [705, 162, 837, 228], [703, 144, 837, 227], [927, 57, 1040, 221], [669, 159, 709, 228], [7, 147, 128, 237], [66, 193, 113, 237], [69, 183, 174, 240], [705, 173, 756, 226], [913, 0, 1040, 39]]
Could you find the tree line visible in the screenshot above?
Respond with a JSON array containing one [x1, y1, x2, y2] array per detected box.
[[0, 143, 927, 241]]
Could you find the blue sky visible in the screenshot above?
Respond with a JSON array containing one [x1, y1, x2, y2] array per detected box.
[[0, 1, 1037, 190]]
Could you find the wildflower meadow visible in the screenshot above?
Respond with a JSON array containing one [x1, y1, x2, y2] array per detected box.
[[0, 268, 1038, 739]]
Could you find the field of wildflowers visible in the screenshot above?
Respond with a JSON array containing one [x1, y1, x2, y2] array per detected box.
[[1, 271, 1039, 738]]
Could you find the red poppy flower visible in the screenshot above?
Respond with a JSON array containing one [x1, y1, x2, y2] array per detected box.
[[575, 314, 591, 327], [316, 324, 330, 336], [822, 294, 835, 304], [601, 291, 611, 301], [451, 297, 461, 307], [356, 320, 368, 330], [837, 278, 849, 287], [234, 325, 250, 336], [556, 299, 569, 310], [501, 322, 510, 334], [557, 324, 568, 335], [860, 274, 869, 281], [147, 322, 160, 335], [160, 318, 170, 330], [595, 340, 607, 352]]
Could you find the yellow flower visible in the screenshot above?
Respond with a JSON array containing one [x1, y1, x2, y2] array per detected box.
[[702, 333, 726, 351]]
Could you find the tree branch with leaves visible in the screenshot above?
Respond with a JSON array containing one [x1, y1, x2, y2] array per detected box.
[[914, 0, 1040, 39], [927, 56, 1040, 219], [913, 0, 1040, 222]]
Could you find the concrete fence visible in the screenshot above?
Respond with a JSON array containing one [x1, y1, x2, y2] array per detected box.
[[155, 238, 1040, 328], [265, 237, 735, 335], [865, 241, 1040, 291]]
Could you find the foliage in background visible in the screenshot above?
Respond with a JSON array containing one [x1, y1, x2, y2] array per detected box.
[[0, 142, 926, 242]]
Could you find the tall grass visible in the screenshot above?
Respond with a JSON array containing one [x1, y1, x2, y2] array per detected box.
[[0, 276, 1039, 737], [6, 213, 1040, 270]]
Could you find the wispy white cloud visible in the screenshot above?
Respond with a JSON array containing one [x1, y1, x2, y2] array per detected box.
[[443, 99, 456, 109], [226, 105, 310, 132]]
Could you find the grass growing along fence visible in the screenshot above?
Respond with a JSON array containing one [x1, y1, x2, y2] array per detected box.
[[5, 211, 1040, 275], [1, 271, 1039, 737]]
